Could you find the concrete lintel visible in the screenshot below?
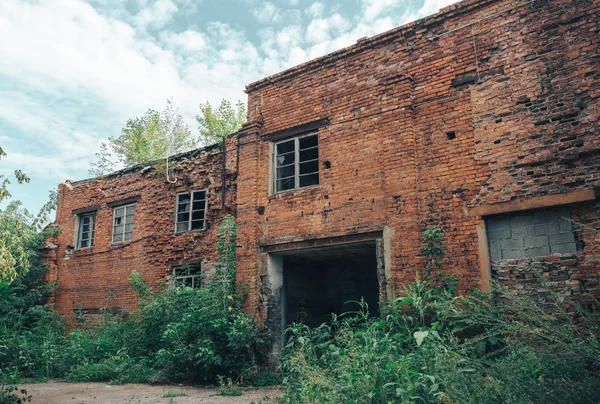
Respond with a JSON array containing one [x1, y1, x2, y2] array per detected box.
[[259, 230, 384, 253], [468, 189, 596, 217]]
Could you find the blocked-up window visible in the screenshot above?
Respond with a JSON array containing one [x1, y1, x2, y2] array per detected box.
[[486, 207, 577, 260], [112, 204, 135, 243], [175, 190, 207, 233], [274, 133, 319, 193], [172, 264, 202, 288], [77, 213, 96, 249]]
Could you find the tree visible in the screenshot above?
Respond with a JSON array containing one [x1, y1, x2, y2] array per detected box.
[[90, 100, 196, 174], [88, 143, 116, 176], [0, 147, 30, 203], [196, 100, 246, 145]]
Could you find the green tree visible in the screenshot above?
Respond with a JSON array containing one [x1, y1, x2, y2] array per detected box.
[[0, 147, 29, 203], [91, 100, 196, 174], [196, 100, 246, 145]]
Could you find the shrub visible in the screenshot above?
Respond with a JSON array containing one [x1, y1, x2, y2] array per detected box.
[[280, 279, 600, 403]]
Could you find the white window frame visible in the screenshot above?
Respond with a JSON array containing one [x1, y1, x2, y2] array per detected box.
[[272, 132, 319, 194], [112, 203, 136, 244], [76, 213, 96, 249], [175, 189, 208, 233], [171, 264, 202, 289]]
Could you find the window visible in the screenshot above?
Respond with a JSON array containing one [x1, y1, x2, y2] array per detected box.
[[77, 213, 96, 249], [175, 190, 207, 233], [172, 264, 202, 288], [112, 204, 136, 243], [486, 207, 577, 260], [274, 133, 319, 193]]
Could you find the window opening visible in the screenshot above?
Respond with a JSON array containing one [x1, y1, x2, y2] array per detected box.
[[77, 213, 96, 249], [274, 133, 319, 193], [112, 203, 136, 243], [176, 190, 207, 233], [172, 264, 202, 288]]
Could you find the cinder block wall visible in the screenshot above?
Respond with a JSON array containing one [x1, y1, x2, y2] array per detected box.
[[237, 0, 600, 322]]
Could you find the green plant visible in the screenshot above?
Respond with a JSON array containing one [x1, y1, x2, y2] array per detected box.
[[0, 385, 31, 404], [217, 375, 243, 397], [279, 277, 600, 403], [421, 226, 444, 281], [162, 391, 186, 398]]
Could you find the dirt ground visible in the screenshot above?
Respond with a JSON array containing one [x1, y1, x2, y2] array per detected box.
[[21, 381, 281, 404]]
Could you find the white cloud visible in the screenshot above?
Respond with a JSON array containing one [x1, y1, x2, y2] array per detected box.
[[306, 2, 324, 18], [162, 30, 208, 52], [362, 0, 399, 21], [133, 0, 178, 30]]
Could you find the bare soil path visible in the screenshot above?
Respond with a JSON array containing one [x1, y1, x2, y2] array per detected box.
[[21, 381, 280, 404]]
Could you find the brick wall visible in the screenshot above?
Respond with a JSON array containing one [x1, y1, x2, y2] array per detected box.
[[45, 0, 600, 327], [237, 0, 600, 321], [46, 141, 237, 323]]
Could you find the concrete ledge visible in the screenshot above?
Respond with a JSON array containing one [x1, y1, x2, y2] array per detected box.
[[468, 189, 597, 217]]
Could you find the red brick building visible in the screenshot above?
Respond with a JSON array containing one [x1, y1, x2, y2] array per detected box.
[[45, 0, 599, 358]]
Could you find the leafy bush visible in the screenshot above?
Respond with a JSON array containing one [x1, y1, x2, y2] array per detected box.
[[0, 385, 31, 404], [0, 215, 266, 385], [280, 279, 600, 403]]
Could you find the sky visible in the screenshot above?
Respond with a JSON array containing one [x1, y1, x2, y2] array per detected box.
[[0, 0, 458, 214]]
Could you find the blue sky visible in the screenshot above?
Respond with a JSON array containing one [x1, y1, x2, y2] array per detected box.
[[0, 0, 456, 214]]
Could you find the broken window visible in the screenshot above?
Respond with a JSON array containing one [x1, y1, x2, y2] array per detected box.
[[175, 190, 207, 233], [274, 133, 319, 193], [172, 264, 202, 288], [486, 207, 577, 260], [112, 203, 135, 243], [77, 213, 96, 249]]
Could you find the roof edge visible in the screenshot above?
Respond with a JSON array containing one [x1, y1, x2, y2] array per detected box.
[[245, 0, 499, 93], [69, 135, 233, 187]]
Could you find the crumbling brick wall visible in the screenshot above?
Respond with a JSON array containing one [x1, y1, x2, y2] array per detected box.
[[236, 0, 600, 324], [49, 141, 237, 324]]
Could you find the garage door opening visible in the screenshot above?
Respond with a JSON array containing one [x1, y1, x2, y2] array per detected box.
[[276, 241, 380, 328]]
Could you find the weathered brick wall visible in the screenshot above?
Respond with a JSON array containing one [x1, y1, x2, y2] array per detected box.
[[49, 141, 237, 323], [237, 0, 600, 319], [46, 0, 600, 327]]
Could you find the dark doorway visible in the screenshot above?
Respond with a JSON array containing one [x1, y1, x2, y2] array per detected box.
[[278, 242, 379, 328]]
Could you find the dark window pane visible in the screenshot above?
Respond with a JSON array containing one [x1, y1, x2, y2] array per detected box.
[[277, 178, 295, 192], [192, 201, 205, 211], [82, 216, 90, 225], [300, 173, 319, 188], [191, 220, 205, 230], [300, 160, 319, 174], [276, 152, 295, 167], [192, 210, 205, 220], [193, 191, 206, 201], [276, 140, 294, 154], [277, 165, 295, 179], [114, 216, 122, 225], [80, 239, 88, 248], [178, 194, 190, 203], [299, 135, 318, 149], [82, 224, 90, 233], [178, 203, 190, 213], [300, 148, 318, 162], [178, 212, 190, 223]]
